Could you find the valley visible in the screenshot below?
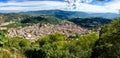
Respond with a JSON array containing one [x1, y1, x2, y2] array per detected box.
[[0, 10, 119, 58], [0, 0, 120, 58]]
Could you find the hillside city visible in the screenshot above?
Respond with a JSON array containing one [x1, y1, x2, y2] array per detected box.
[[0, 0, 120, 57]]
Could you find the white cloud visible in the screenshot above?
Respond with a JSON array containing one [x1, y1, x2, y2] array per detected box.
[[0, 1, 66, 11], [0, 0, 119, 13], [105, 0, 120, 10]]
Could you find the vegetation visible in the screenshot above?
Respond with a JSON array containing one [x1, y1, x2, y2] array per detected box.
[[0, 30, 7, 47], [20, 10, 119, 19], [0, 13, 62, 28], [91, 18, 120, 58], [0, 13, 30, 22], [1, 18, 120, 58], [0, 30, 98, 58], [68, 17, 111, 28], [21, 16, 61, 24], [0, 13, 112, 29], [0, 13, 120, 58], [24, 32, 98, 58], [3, 23, 32, 28]]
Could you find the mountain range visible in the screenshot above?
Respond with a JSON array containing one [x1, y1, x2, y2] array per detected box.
[[20, 10, 119, 19]]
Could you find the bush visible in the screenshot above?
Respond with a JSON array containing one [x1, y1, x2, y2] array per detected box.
[[25, 32, 99, 58], [66, 33, 99, 58], [4, 37, 31, 49], [0, 30, 7, 47]]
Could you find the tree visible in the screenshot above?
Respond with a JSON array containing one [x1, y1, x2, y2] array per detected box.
[[25, 33, 68, 58], [91, 19, 120, 58], [66, 33, 99, 58], [0, 30, 7, 47]]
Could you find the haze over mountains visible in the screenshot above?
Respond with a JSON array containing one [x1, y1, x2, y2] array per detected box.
[[20, 10, 119, 19]]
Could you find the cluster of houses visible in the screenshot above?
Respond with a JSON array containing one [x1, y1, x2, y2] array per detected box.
[[6, 22, 89, 41]]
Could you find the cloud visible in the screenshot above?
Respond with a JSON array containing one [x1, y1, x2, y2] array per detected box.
[[7, 0, 52, 1], [0, 1, 66, 11], [105, 0, 120, 10], [102, 0, 120, 13], [0, 0, 119, 13]]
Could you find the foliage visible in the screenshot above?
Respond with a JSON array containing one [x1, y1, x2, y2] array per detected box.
[[0, 37, 31, 58], [4, 37, 31, 49], [25, 32, 98, 58], [0, 30, 7, 47], [4, 23, 31, 28], [65, 33, 99, 58], [91, 18, 120, 58], [0, 47, 26, 58], [0, 13, 30, 22], [25, 33, 67, 58], [21, 16, 61, 24], [68, 17, 111, 28], [0, 29, 99, 58]]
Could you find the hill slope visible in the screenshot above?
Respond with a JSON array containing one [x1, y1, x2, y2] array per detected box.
[[20, 10, 119, 19], [91, 19, 120, 58], [68, 17, 112, 28]]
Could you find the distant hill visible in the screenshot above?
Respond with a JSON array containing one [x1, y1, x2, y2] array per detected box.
[[0, 12, 115, 29], [68, 17, 112, 28], [20, 10, 119, 19], [0, 13, 62, 28], [0, 13, 30, 22], [21, 16, 62, 24]]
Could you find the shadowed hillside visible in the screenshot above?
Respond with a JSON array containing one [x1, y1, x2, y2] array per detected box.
[[68, 17, 112, 28]]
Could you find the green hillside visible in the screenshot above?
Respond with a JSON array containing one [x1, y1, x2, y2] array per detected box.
[[0, 14, 62, 28], [21, 16, 62, 24], [0, 13, 30, 22], [91, 18, 120, 58], [68, 17, 112, 28]]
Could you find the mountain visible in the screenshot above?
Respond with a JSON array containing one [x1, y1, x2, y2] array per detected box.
[[0, 10, 21, 13], [68, 17, 112, 28], [0, 13, 31, 22], [20, 10, 119, 19], [21, 16, 62, 24]]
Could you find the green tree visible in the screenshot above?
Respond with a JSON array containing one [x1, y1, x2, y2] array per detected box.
[[25, 33, 69, 58], [24, 32, 98, 58], [91, 19, 120, 58], [66, 33, 99, 58], [0, 30, 7, 47]]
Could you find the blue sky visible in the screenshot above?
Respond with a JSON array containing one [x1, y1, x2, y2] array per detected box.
[[0, 0, 120, 13]]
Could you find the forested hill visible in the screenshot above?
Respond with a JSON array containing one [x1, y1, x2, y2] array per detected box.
[[20, 16, 61, 24], [0, 13, 113, 29], [68, 17, 112, 28], [0, 11, 111, 27], [0, 14, 62, 28], [20, 10, 119, 19], [0, 13, 30, 23]]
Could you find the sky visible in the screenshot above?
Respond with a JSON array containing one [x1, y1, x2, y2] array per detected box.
[[0, 0, 120, 13]]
